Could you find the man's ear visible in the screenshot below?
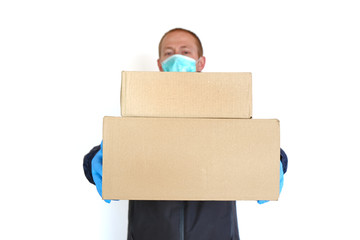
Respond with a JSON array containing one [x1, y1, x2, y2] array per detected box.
[[157, 59, 163, 71], [196, 56, 206, 72]]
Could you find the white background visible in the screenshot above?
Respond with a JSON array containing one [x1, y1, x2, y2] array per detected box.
[[1, 0, 359, 239]]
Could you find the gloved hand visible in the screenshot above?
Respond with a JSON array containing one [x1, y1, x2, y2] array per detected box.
[[91, 141, 111, 203], [257, 161, 284, 204]]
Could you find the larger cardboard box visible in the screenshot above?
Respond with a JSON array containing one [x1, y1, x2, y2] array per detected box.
[[102, 117, 280, 201], [121, 71, 252, 118]]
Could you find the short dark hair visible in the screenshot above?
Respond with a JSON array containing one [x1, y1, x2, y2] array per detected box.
[[158, 28, 203, 57]]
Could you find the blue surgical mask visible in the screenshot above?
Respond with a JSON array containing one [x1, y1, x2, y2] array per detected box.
[[161, 54, 197, 72]]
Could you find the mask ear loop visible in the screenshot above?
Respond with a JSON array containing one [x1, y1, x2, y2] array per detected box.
[[195, 57, 202, 71]]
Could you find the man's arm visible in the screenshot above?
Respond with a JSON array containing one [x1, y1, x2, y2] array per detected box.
[[83, 143, 111, 203], [280, 148, 288, 174], [257, 148, 288, 204], [83, 145, 101, 185]]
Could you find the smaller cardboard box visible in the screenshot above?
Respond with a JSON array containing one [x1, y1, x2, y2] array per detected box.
[[103, 117, 280, 201], [121, 71, 252, 118]]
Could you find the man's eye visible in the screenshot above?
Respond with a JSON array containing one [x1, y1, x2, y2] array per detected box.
[[165, 52, 173, 56]]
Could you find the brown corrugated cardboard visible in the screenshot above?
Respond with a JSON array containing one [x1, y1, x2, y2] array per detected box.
[[102, 117, 280, 201], [120, 71, 252, 118]]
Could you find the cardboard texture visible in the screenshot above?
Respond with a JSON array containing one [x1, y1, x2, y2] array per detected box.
[[103, 117, 280, 201], [121, 71, 252, 118]]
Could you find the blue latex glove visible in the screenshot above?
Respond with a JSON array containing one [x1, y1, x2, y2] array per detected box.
[[257, 162, 284, 204], [91, 141, 111, 203]]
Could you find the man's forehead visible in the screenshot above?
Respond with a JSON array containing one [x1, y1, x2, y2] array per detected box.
[[162, 31, 197, 47]]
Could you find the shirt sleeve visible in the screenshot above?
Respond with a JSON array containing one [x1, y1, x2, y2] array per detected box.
[[280, 148, 288, 174], [83, 145, 101, 185]]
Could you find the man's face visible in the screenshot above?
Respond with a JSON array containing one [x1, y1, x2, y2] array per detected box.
[[157, 30, 205, 72]]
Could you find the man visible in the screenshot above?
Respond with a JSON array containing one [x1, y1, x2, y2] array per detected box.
[[157, 28, 206, 72], [83, 28, 288, 240]]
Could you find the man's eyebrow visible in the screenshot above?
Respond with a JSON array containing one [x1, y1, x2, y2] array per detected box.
[[163, 47, 174, 51], [164, 45, 192, 49], [179, 45, 192, 49]]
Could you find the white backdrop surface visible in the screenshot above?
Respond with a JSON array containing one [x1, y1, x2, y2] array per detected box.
[[1, 0, 359, 239]]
